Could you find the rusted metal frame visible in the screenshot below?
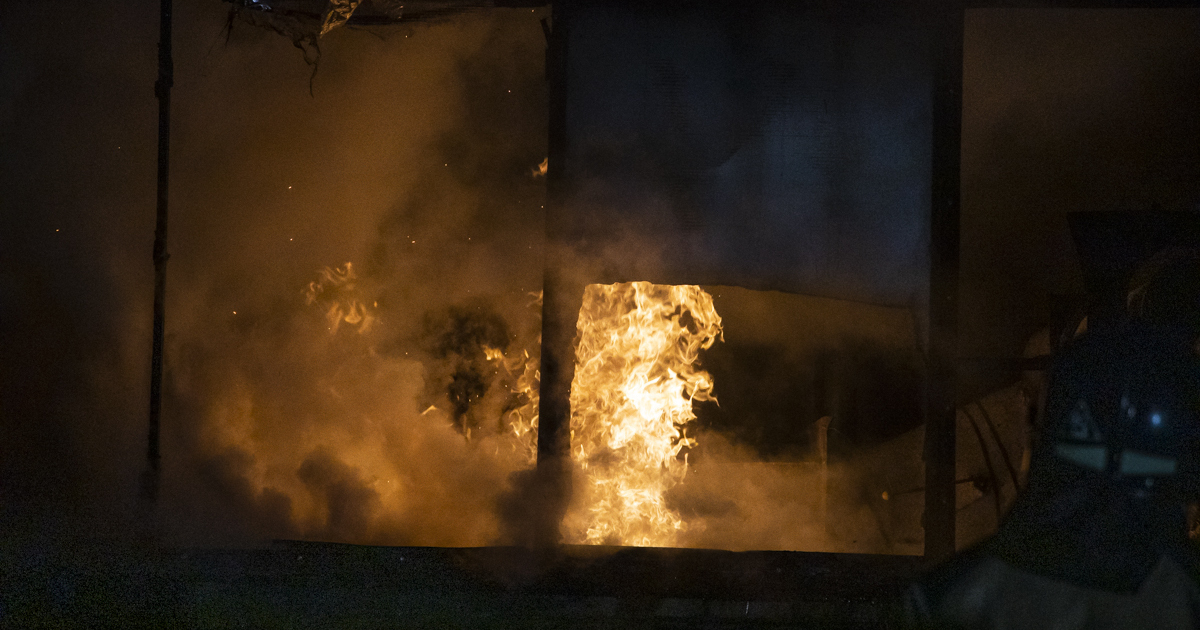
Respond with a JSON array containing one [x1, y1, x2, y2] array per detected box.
[[924, 4, 964, 562], [141, 0, 173, 510]]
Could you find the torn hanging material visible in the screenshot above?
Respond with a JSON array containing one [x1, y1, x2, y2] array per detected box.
[[230, 1, 323, 66], [225, 0, 517, 33], [320, 0, 362, 35], [226, 0, 368, 70]]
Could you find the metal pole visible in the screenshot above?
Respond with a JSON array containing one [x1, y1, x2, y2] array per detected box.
[[141, 0, 173, 509], [534, 0, 576, 547], [924, 3, 963, 562]]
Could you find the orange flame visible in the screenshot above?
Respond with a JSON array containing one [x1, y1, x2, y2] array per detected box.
[[564, 282, 722, 546], [484, 292, 542, 465]]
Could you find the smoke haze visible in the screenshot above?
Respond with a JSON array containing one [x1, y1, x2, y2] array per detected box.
[[3, 3, 1199, 554], [2, 0, 548, 548]]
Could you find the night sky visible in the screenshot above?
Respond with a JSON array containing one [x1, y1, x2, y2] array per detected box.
[[2, 2, 1199, 549]]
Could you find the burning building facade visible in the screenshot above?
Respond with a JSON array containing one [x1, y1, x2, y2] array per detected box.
[[6, 0, 1200, 626]]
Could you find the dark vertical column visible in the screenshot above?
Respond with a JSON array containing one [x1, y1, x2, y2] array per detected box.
[[141, 0, 173, 510], [534, 0, 579, 546], [924, 4, 963, 563]]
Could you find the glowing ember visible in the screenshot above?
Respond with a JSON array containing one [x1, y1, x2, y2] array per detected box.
[[563, 282, 722, 547]]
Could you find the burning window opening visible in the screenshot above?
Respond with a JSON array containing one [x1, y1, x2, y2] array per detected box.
[[552, 283, 1033, 556], [562, 282, 722, 547]]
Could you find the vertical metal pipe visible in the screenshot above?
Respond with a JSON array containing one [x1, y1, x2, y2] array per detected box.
[[533, 0, 575, 547], [141, 0, 173, 509], [924, 3, 963, 562]]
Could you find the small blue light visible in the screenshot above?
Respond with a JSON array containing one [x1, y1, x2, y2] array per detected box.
[[1151, 413, 1163, 427]]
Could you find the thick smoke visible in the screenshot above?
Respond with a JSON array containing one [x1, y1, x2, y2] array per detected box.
[[2, 0, 547, 548], [151, 4, 550, 547], [3, 4, 1198, 555]]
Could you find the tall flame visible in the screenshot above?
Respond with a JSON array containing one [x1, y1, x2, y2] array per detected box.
[[564, 282, 722, 546]]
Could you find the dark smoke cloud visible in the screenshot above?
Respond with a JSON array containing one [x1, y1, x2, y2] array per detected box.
[[297, 448, 381, 543], [421, 302, 512, 431]]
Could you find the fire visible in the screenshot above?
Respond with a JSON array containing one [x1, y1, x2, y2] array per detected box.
[[563, 282, 722, 546], [197, 264, 541, 545], [484, 293, 542, 465], [305, 262, 374, 334]]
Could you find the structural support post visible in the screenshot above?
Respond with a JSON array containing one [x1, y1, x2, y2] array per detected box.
[[924, 4, 963, 563], [534, 0, 576, 547], [141, 0, 173, 511]]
